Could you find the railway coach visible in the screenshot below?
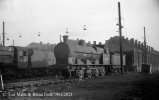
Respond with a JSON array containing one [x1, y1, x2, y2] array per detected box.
[[0, 45, 55, 80], [0, 45, 16, 79]]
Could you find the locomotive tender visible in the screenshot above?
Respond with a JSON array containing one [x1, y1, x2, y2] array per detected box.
[[54, 35, 126, 78]]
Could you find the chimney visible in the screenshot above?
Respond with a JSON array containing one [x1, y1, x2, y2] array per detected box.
[[87, 41, 91, 46], [138, 41, 140, 48], [148, 46, 151, 52], [151, 47, 154, 52], [98, 42, 102, 45], [141, 43, 143, 49], [76, 38, 79, 41], [93, 41, 96, 45], [105, 40, 108, 45], [135, 40, 137, 47], [130, 38, 134, 45], [146, 45, 148, 52], [63, 35, 69, 42], [126, 37, 128, 41]]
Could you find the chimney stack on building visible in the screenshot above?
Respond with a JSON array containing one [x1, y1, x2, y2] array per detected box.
[[138, 41, 141, 48], [148, 46, 151, 52], [99, 42, 102, 45], [151, 47, 154, 52], [146, 45, 149, 52], [130, 38, 134, 46], [125, 37, 128, 42], [93, 41, 96, 45]]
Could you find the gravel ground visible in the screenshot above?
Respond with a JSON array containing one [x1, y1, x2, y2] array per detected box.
[[1, 72, 159, 100]]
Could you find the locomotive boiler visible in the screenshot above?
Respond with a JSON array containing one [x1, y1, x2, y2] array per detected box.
[[54, 35, 125, 78]]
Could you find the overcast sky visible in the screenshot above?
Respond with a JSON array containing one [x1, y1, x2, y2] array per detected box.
[[0, 0, 159, 50]]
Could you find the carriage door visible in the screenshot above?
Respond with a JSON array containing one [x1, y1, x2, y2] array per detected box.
[[27, 49, 33, 74], [18, 50, 28, 69]]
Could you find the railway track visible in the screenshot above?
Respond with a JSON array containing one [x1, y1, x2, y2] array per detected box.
[[1, 75, 91, 96], [3, 75, 104, 91], [6, 78, 79, 89], [0, 72, 110, 99]]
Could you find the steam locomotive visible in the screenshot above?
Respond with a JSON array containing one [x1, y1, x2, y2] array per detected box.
[[54, 35, 126, 78]]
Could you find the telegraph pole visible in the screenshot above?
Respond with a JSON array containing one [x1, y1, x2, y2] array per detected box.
[[60, 34, 62, 42], [118, 2, 124, 74], [144, 27, 147, 64], [13, 40, 14, 46], [2, 22, 5, 46]]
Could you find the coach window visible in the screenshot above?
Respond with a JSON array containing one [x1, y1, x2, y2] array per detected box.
[[23, 51, 27, 56]]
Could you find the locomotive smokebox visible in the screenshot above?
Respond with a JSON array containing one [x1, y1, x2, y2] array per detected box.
[[63, 35, 69, 42]]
